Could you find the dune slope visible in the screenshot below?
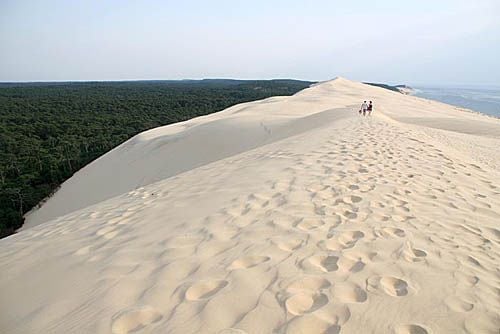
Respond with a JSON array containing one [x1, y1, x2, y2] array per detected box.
[[1, 78, 500, 333]]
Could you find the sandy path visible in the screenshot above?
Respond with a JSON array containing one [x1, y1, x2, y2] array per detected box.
[[2, 96, 499, 333]]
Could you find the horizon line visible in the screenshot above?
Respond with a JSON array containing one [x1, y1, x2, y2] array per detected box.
[[0, 77, 318, 84], [1, 78, 499, 89]]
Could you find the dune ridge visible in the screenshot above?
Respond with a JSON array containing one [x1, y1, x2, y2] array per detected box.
[[1, 78, 499, 333]]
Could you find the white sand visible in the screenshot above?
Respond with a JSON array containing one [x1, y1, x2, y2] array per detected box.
[[1, 78, 499, 333]]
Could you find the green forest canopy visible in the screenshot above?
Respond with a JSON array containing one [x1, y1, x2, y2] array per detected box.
[[0, 79, 313, 238]]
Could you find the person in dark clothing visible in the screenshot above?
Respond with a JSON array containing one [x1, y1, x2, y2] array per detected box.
[[367, 101, 373, 116]]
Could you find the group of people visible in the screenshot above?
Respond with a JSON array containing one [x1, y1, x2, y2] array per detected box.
[[359, 101, 373, 116]]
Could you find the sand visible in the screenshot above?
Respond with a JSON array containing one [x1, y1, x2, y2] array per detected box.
[[1, 78, 499, 333]]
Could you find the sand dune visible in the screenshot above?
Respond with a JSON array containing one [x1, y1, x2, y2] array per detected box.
[[1, 78, 499, 333]]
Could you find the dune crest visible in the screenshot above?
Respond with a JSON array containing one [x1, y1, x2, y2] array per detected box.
[[1, 78, 500, 333]]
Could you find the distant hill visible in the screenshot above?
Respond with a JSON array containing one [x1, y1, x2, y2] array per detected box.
[[364, 82, 413, 94]]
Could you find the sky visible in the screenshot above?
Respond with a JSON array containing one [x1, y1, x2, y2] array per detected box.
[[1, 0, 499, 86]]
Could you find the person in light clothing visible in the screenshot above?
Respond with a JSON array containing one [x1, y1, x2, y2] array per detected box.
[[360, 101, 368, 116]]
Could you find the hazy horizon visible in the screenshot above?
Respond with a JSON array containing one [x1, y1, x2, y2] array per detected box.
[[1, 0, 499, 86], [2, 78, 500, 91]]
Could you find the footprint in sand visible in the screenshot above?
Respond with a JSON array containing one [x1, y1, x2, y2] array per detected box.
[[331, 282, 367, 303], [481, 227, 500, 242], [295, 218, 325, 231], [343, 195, 363, 204], [285, 292, 329, 315], [322, 231, 364, 252], [228, 255, 270, 270], [286, 314, 341, 334], [285, 276, 331, 294], [321, 239, 344, 251], [273, 238, 304, 252], [303, 255, 339, 272], [111, 306, 163, 334], [338, 231, 365, 248], [465, 255, 482, 267], [392, 214, 412, 222], [367, 276, 410, 297], [401, 243, 427, 262], [376, 227, 406, 238], [345, 249, 380, 263], [326, 221, 341, 238], [454, 271, 479, 287], [359, 184, 375, 192], [337, 256, 365, 273], [341, 210, 358, 220], [444, 296, 474, 312], [280, 276, 332, 319], [185, 280, 228, 301], [394, 324, 430, 334]]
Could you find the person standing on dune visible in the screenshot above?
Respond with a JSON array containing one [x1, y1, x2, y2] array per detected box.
[[368, 101, 373, 116], [360, 101, 368, 116]]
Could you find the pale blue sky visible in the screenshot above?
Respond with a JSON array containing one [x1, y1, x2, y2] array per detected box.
[[1, 0, 499, 85]]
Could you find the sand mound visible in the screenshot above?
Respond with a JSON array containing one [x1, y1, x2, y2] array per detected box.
[[1, 78, 499, 333]]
